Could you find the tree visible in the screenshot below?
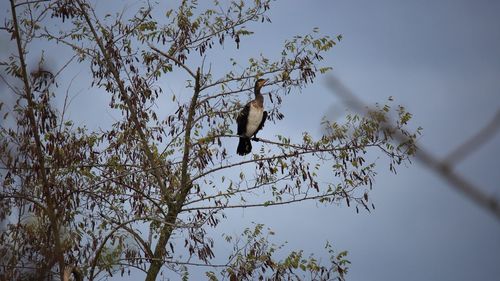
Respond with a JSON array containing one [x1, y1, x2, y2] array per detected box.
[[0, 0, 419, 280]]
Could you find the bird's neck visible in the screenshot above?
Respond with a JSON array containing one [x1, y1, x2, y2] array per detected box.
[[254, 83, 262, 95], [254, 85, 263, 97], [254, 88, 264, 106]]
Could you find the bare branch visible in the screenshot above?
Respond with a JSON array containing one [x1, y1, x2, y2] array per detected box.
[[444, 110, 500, 165], [326, 75, 500, 220], [14, 0, 50, 8]]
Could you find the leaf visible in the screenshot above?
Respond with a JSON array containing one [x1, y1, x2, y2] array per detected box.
[[319, 67, 332, 74]]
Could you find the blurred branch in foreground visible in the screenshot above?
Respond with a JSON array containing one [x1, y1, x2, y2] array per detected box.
[[326, 75, 500, 221]]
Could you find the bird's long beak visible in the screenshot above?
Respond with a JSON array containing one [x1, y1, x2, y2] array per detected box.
[[262, 79, 269, 85]]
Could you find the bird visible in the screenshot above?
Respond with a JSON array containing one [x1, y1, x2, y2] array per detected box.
[[236, 78, 268, 156]]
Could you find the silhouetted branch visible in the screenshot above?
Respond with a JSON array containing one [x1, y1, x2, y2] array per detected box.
[[191, 138, 379, 182], [13, 0, 49, 8], [182, 191, 341, 212], [326, 75, 500, 220], [444, 110, 500, 165], [184, 175, 291, 206], [149, 44, 196, 79]]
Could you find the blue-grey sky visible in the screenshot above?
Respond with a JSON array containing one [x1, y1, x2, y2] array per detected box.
[[1, 0, 499, 280], [215, 1, 500, 280]]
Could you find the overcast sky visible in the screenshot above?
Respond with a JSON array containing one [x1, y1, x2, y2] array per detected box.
[[2, 0, 500, 280], [215, 1, 500, 280]]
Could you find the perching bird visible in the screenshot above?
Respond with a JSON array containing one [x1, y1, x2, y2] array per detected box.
[[236, 78, 268, 155]]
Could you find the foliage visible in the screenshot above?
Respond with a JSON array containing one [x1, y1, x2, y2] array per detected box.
[[0, 0, 419, 280], [216, 224, 350, 281]]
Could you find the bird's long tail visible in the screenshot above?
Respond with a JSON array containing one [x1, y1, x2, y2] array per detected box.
[[237, 137, 252, 156]]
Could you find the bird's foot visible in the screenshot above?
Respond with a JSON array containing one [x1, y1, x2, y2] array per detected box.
[[252, 136, 260, 141]]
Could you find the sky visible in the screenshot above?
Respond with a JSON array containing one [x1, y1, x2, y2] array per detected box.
[[210, 0, 500, 280], [1, 0, 500, 280]]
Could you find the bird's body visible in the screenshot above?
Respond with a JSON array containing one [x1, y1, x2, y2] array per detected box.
[[244, 101, 264, 137], [236, 79, 268, 155]]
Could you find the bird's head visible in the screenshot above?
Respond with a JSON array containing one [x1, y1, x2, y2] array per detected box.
[[254, 78, 268, 91]]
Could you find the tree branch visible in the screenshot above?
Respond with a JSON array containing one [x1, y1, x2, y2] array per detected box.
[[145, 68, 202, 281], [191, 136, 378, 182], [76, 0, 168, 197], [326, 75, 500, 220], [182, 191, 341, 212], [13, 0, 50, 8], [444, 110, 500, 165], [9, 0, 66, 276], [149, 44, 196, 79], [183, 175, 291, 206]]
